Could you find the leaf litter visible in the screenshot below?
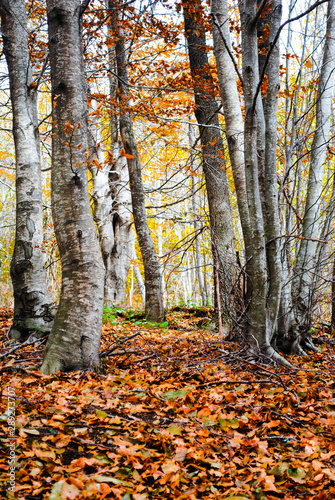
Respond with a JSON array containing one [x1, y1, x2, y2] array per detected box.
[[0, 306, 335, 499]]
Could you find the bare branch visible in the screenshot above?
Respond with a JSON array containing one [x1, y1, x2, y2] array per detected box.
[[211, 13, 244, 86], [252, 0, 330, 112], [252, 0, 269, 27]]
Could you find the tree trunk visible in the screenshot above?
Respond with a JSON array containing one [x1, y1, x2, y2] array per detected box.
[[257, 0, 283, 341], [88, 91, 134, 306], [0, 0, 55, 341], [239, 0, 268, 351], [189, 123, 207, 306], [237, 0, 288, 364], [210, 0, 251, 248], [332, 255, 335, 337], [41, 0, 104, 374], [277, 8, 309, 345], [184, 2, 236, 328], [134, 264, 146, 306], [108, 0, 164, 322], [211, 0, 286, 362], [291, 0, 335, 338]]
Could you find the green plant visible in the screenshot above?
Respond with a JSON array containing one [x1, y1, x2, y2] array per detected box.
[[102, 306, 118, 325], [130, 317, 169, 329]]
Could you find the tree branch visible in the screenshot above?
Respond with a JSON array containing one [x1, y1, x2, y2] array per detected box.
[[252, 0, 269, 27], [80, 0, 91, 15], [211, 13, 244, 86], [252, 0, 329, 113]]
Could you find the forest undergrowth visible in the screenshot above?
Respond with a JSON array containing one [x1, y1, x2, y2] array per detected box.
[[0, 307, 335, 500]]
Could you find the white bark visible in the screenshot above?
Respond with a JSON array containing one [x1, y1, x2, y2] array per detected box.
[[293, 0, 335, 330], [0, 0, 55, 341], [211, 0, 251, 246], [235, 0, 289, 364], [88, 94, 134, 305]]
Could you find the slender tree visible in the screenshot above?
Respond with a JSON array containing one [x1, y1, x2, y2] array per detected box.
[[107, 0, 165, 322], [183, 0, 236, 329], [0, 0, 55, 341], [291, 0, 335, 342], [189, 123, 207, 306], [41, 0, 104, 374]]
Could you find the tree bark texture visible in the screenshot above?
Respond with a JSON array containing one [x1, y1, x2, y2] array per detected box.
[[0, 0, 55, 341], [41, 0, 104, 374], [184, 1, 236, 327], [108, 0, 164, 322], [238, 0, 268, 350], [189, 123, 207, 306], [291, 0, 335, 336], [210, 0, 251, 246], [257, 0, 283, 341], [88, 93, 134, 305], [237, 0, 288, 364]]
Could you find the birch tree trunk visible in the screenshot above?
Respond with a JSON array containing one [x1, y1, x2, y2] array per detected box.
[[0, 0, 55, 341], [108, 0, 164, 322], [292, 0, 335, 337], [184, 3, 236, 328], [41, 0, 104, 374]]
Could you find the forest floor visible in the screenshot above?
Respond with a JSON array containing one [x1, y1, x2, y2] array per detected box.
[[0, 306, 335, 500]]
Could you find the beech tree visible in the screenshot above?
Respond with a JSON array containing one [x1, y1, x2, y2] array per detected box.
[[210, 0, 283, 360], [211, 0, 334, 361], [183, 1, 236, 329], [0, 0, 54, 341], [88, 89, 134, 305], [2, 0, 335, 373], [41, 0, 104, 374], [108, 0, 165, 322], [291, 0, 335, 344]]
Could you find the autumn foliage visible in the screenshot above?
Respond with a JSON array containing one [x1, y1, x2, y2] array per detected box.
[[1, 307, 335, 499]]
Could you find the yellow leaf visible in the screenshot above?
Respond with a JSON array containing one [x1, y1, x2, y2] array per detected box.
[[49, 480, 80, 500], [161, 460, 179, 474]]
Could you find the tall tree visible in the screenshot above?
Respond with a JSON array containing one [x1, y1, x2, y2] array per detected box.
[[183, 0, 236, 329], [291, 0, 335, 343], [0, 0, 55, 341], [212, 0, 335, 360], [41, 0, 104, 374], [212, 0, 289, 362], [189, 123, 208, 306], [107, 0, 165, 322]]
